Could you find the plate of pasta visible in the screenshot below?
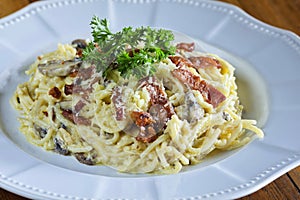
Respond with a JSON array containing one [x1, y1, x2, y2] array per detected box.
[[0, 0, 299, 199]]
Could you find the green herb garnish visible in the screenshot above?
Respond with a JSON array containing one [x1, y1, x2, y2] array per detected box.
[[82, 16, 176, 78]]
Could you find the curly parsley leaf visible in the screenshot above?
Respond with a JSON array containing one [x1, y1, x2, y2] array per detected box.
[[82, 16, 176, 79]]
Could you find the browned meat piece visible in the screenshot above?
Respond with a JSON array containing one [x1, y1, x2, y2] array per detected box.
[[74, 100, 86, 113], [130, 110, 157, 143], [111, 86, 126, 121], [64, 83, 88, 95], [188, 56, 222, 69], [61, 109, 91, 126], [168, 55, 194, 68], [176, 42, 195, 52], [172, 68, 225, 108], [49, 87, 61, 99], [131, 111, 155, 127], [64, 84, 74, 95], [128, 76, 176, 143], [64, 82, 95, 100], [138, 76, 174, 118], [77, 65, 96, 80], [135, 126, 157, 143], [172, 68, 201, 89], [198, 80, 226, 108]]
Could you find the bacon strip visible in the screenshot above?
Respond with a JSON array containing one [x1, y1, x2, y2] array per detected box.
[[76, 65, 96, 80], [74, 100, 86, 113], [138, 76, 174, 118], [136, 126, 157, 143], [131, 111, 154, 127], [64, 77, 100, 101], [130, 111, 157, 143], [172, 68, 225, 108], [111, 86, 126, 121], [61, 109, 91, 126], [63, 83, 91, 101], [176, 42, 195, 52], [169, 55, 222, 70], [129, 77, 175, 143], [198, 80, 226, 108], [168, 55, 194, 68], [188, 56, 222, 69]]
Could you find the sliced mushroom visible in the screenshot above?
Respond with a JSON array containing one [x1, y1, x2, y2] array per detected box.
[[54, 137, 69, 155], [33, 124, 47, 139], [72, 39, 87, 50], [74, 152, 95, 165], [222, 112, 231, 121], [59, 122, 68, 130], [183, 91, 204, 123], [38, 58, 82, 77], [149, 104, 168, 132], [122, 122, 140, 137], [71, 39, 88, 57]]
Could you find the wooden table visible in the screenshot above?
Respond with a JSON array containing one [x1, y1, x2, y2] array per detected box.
[[0, 0, 299, 199]]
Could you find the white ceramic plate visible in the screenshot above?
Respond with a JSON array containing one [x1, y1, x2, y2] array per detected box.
[[0, 0, 299, 199]]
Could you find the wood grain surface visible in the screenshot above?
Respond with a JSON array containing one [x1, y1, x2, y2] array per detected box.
[[0, 0, 299, 199]]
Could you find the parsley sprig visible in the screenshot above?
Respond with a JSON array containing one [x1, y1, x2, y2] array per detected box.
[[82, 16, 176, 78]]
